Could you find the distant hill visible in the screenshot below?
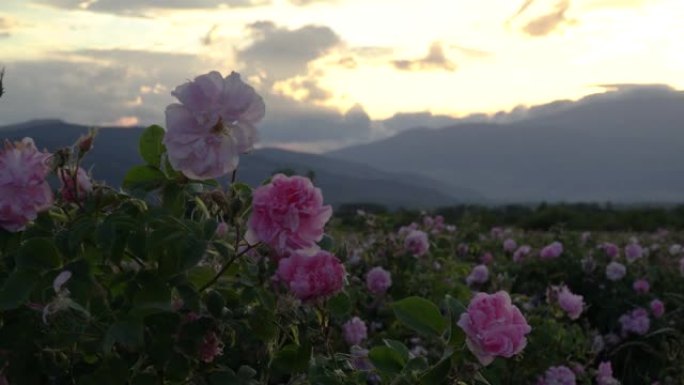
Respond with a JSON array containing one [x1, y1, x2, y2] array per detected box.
[[329, 86, 684, 203], [0, 120, 484, 208]]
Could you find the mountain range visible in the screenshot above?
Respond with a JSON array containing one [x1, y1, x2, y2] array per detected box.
[[0, 120, 480, 208], [329, 86, 684, 203]]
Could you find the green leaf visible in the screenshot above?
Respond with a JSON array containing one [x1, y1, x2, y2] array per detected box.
[[383, 339, 410, 362], [272, 343, 311, 374], [123, 165, 166, 191], [420, 355, 452, 385], [392, 296, 447, 337], [16, 237, 61, 270], [133, 280, 172, 314], [104, 319, 144, 351], [368, 346, 406, 374], [445, 295, 467, 347], [326, 292, 351, 317], [205, 290, 225, 318], [0, 269, 40, 310], [139, 125, 166, 167]]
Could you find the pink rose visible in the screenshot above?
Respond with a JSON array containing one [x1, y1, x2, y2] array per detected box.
[[58, 167, 92, 202], [540, 242, 563, 259], [163, 71, 265, 180], [366, 266, 392, 295], [457, 291, 531, 366], [198, 331, 224, 363], [596, 362, 619, 385], [624, 243, 643, 263], [632, 279, 650, 294], [538, 365, 576, 385], [343, 317, 368, 346], [466, 264, 489, 286], [600, 242, 620, 258], [480, 252, 494, 265], [0, 138, 53, 232], [557, 286, 584, 320], [619, 308, 650, 336], [605, 262, 626, 281], [513, 245, 532, 262], [650, 299, 665, 318], [215, 221, 229, 238], [404, 230, 429, 257], [503, 238, 517, 253], [248, 174, 332, 254], [275, 250, 345, 301]]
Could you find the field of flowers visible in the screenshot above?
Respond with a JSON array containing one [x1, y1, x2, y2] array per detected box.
[[0, 71, 683, 384]]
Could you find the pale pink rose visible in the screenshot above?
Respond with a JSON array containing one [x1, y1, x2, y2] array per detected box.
[[466, 264, 490, 286], [580, 231, 591, 244], [606, 262, 626, 281], [404, 230, 429, 257], [624, 243, 643, 263], [52, 270, 72, 293], [275, 250, 345, 301], [619, 308, 650, 336], [632, 279, 650, 294], [480, 252, 494, 265], [650, 299, 665, 318], [513, 245, 532, 262], [600, 242, 620, 258], [58, 167, 92, 202], [490, 227, 504, 239], [0, 138, 53, 232], [397, 222, 418, 237], [163, 71, 265, 180], [503, 238, 517, 253], [596, 362, 619, 385], [669, 244, 682, 256], [539, 365, 576, 385], [215, 221, 229, 238], [457, 291, 531, 366], [540, 242, 563, 259], [343, 317, 368, 346], [366, 266, 392, 295], [557, 286, 584, 320], [248, 174, 332, 254], [198, 331, 224, 363]]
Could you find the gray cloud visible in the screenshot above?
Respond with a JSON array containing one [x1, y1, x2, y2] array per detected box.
[[33, 0, 268, 16], [522, 0, 571, 36], [236, 21, 341, 83], [392, 42, 456, 72]]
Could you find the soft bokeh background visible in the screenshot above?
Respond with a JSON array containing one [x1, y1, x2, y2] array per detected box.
[[1, 0, 683, 152]]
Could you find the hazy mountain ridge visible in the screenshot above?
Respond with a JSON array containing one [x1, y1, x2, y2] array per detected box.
[[329, 87, 684, 203], [0, 120, 482, 208]]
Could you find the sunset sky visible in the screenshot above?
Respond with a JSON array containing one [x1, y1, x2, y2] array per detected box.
[[0, 0, 682, 151]]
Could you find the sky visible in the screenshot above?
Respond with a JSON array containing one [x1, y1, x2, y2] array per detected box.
[[0, 0, 682, 151]]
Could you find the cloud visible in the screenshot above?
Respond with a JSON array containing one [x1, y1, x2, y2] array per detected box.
[[508, 0, 574, 37], [236, 21, 341, 83], [0, 16, 19, 37], [201, 24, 220, 46], [392, 42, 456, 72], [287, 0, 335, 5], [32, 0, 269, 16]]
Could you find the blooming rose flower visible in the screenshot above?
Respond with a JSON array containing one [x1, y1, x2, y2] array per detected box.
[[596, 362, 619, 385], [480, 252, 494, 265], [632, 279, 650, 294], [404, 230, 429, 257], [164, 71, 265, 180], [650, 299, 665, 318], [366, 266, 392, 295], [248, 174, 332, 254], [540, 242, 563, 259], [457, 291, 531, 366], [503, 238, 517, 253], [0, 138, 53, 232], [619, 308, 650, 336], [513, 245, 532, 262], [466, 264, 490, 286], [557, 286, 584, 320], [669, 244, 682, 256], [539, 365, 576, 385], [580, 232, 591, 244], [275, 250, 345, 301], [199, 331, 224, 363], [215, 221, 229, 238], [624, 243, 644, 263], [600, 242, 620, 259], [605, 262, 626, 281], [58, 167, 92, 203], [343, 317, 368, 346]]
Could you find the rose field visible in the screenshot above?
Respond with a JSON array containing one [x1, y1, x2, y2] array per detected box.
[[1, 72, 684, 385]]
